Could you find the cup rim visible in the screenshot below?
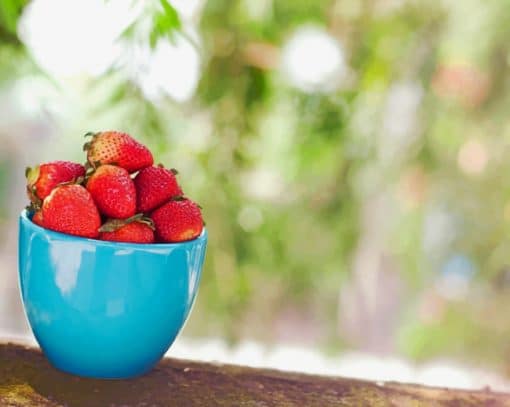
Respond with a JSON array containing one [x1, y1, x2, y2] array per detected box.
[[20, 209, 208, 249]]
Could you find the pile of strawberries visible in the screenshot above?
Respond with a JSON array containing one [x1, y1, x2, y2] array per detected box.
[[26, 131, 204, 244]]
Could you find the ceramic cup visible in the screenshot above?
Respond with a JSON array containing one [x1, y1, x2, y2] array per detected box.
[[18, 210, 207, 379]]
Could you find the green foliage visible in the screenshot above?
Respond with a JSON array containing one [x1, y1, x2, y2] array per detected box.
[[0, 0, 27, 44], [150, 0, 181, 48]]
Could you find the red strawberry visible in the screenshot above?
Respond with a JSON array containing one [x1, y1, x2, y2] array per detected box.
[[99, 215, 155, 243], [83, 131, 153, 173], [134, 166, 183, 213], [86, 165, 136, 219], [32, 211, 44, 227], [151, 199, 203, 243], [42, 184, 101, 238], [26, 161, 85, 205]]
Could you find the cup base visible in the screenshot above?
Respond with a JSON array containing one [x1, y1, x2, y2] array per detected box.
[[44, 352, 155, 380]]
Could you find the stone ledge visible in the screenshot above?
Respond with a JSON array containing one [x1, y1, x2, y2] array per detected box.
[[1, 342, 509, 406]]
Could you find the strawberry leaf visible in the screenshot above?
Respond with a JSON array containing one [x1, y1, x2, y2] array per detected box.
[[99, 213, 153, 233], [25, 165, 40, 184], [99, 219, 128, 233], [25, 199, 41, 213]]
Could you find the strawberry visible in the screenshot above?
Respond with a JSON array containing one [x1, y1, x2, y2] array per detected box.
[[86, 165, 136, 219], [26, 161, 85, 206], [99, 214, 155, 243], [41, 184, 101, 238], [32, 211, 44, 227], [83, 131, 153, 173], [151, 198, 203, 242], [134, 166, 183, 213]]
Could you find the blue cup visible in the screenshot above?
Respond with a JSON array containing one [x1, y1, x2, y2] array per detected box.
[[18, 210, 207, 379]]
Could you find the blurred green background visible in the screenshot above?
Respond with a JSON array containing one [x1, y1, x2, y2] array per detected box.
[[2, 0, 510, 376]]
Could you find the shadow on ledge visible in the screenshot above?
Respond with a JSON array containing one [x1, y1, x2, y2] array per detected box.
[[1, 342, 509, 406]]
